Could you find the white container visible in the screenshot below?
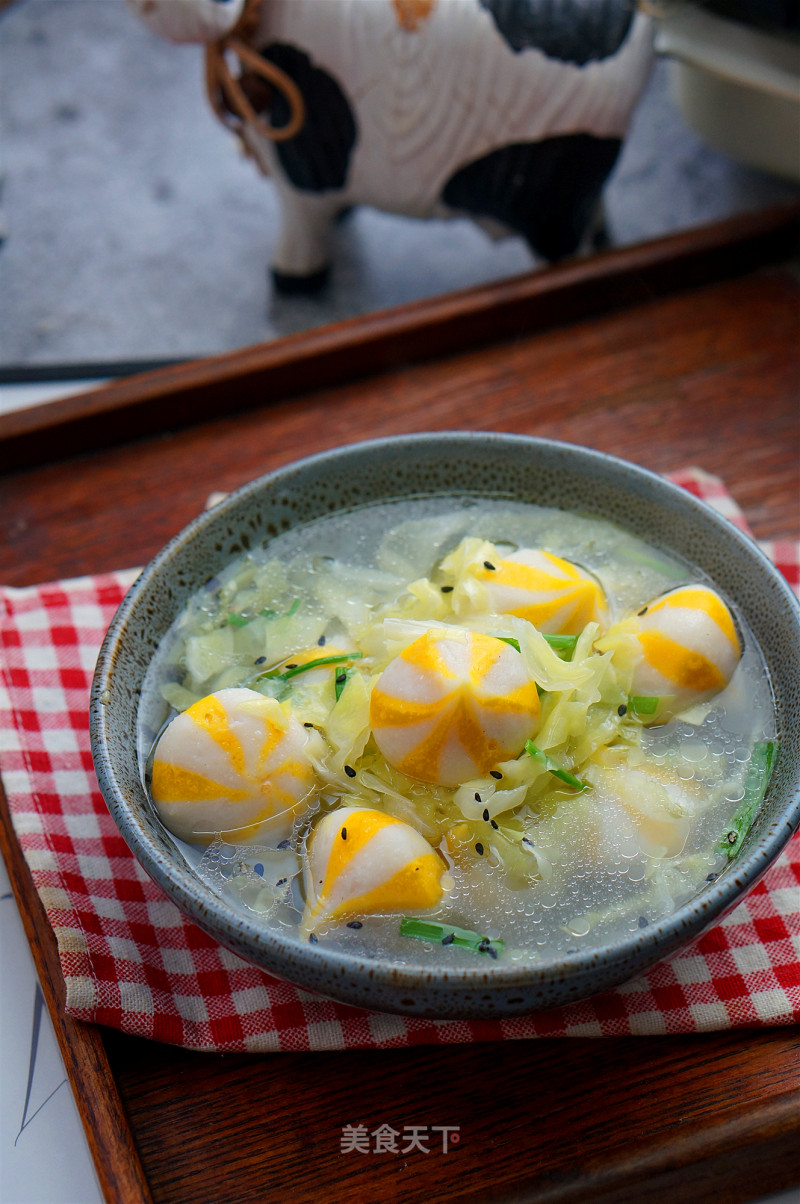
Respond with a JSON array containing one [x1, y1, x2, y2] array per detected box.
[[655, 3, 800, 182]]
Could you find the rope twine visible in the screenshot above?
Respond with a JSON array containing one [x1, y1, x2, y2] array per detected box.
[[204, 0, 305, 145]]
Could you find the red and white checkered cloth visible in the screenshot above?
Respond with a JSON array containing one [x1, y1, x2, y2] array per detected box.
[[1, 469, 798, 1052]]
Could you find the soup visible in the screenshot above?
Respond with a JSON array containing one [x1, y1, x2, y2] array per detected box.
[[138, 497, 776, 967]]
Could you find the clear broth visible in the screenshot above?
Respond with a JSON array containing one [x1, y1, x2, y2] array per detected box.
[[138, 497, 775, 967]]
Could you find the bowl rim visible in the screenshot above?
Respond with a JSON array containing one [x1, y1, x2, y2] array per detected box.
[[90, 432, 800, 1013]]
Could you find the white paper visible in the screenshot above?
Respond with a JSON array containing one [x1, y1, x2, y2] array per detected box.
[[0, 857, 102, 1204]]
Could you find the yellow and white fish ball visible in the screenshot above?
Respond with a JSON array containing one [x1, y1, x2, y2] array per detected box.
[[612, 585, 741, 712], [301, 806, 444, 933], [475, 548, 608, 634], [151, 687, 318, 844], [586, 762, 698, 858], [370, 630, 540, 787]]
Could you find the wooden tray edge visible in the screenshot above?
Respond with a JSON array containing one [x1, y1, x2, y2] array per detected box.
[[2, 201, 799, 474], [0, 781, 153, 1204]]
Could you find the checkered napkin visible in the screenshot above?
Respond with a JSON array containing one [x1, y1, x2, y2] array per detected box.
[[1, 470, 798, 1052]]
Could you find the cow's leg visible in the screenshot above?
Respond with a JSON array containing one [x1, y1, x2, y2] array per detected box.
[[270, 188, 343, 294], [243, 42, 359, 294]]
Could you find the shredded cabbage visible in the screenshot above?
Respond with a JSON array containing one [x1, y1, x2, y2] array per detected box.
[[154, 525, 761, 919]]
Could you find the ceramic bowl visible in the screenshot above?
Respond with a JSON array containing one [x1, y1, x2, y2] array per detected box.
[[90, 433, 800, 1017]]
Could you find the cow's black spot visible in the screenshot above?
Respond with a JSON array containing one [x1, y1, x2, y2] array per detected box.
[[479, 0, 636, 65], [441, 133, 621, 262], [249, 42, 357, 192]]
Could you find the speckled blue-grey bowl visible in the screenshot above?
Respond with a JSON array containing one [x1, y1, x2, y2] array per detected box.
[[90, 434, 800, 1017]]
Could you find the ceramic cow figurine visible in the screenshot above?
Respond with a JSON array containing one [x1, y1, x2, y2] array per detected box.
[[128, 0, 653, 292]]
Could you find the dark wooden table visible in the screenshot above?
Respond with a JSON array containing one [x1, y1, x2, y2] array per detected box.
[[1, 206, 799, 1204]]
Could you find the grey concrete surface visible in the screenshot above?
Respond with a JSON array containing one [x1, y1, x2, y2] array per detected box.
[[1, 0, 798, 369]]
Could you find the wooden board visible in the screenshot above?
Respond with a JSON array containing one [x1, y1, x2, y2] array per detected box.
[[1, 201, 798, 474], [1, 208, 799, 1204]]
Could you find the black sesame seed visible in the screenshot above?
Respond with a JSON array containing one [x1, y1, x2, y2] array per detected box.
[[277, 839, 291, 849], [706, 873, 718, 882], [483, 561, 495, 571], [638, 916, 649, 928], [617, 704, 627, 716], [474, 792, 481, 802], [317, 634, 326, 646], [341, 827, 347, 840], [637, 606, 648, 616], [335, 673, 347, 685], [275, 878, 287, 887], [490, 770, 502, 780], [285, 663, 298, 670], [254, 656, 267, 665], [347, 920, 363, 929], [490, 820, 499, 830], [482, 808, 490, 822], [522, 836, 534, 847], [344, 765, 357, 778], [727, 831, 738, 845], [303, 722, 315, 728], [309, 932, 318, 944], [441, 585, 454, 593], [475, 842, 484, 856], [441, 932, 455, 945], [486, 945, 498, 960]]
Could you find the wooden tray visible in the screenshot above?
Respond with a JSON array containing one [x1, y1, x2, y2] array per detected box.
[[1, 205, 799, 1204]]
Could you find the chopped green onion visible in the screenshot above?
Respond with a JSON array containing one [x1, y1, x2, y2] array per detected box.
[[543, 633, 578, 658], [334, 665, 353, 701], [493, 633, 577, 659], [399, 917, 504, 958], [719, 740, 777, 859], [224, 605, 278, 627], [629, 695, 660, 716], [287, 599, 301, 617], [525, 740, 589, 791], [257, 652, 363, 685], [282, 652, 362, 682]]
